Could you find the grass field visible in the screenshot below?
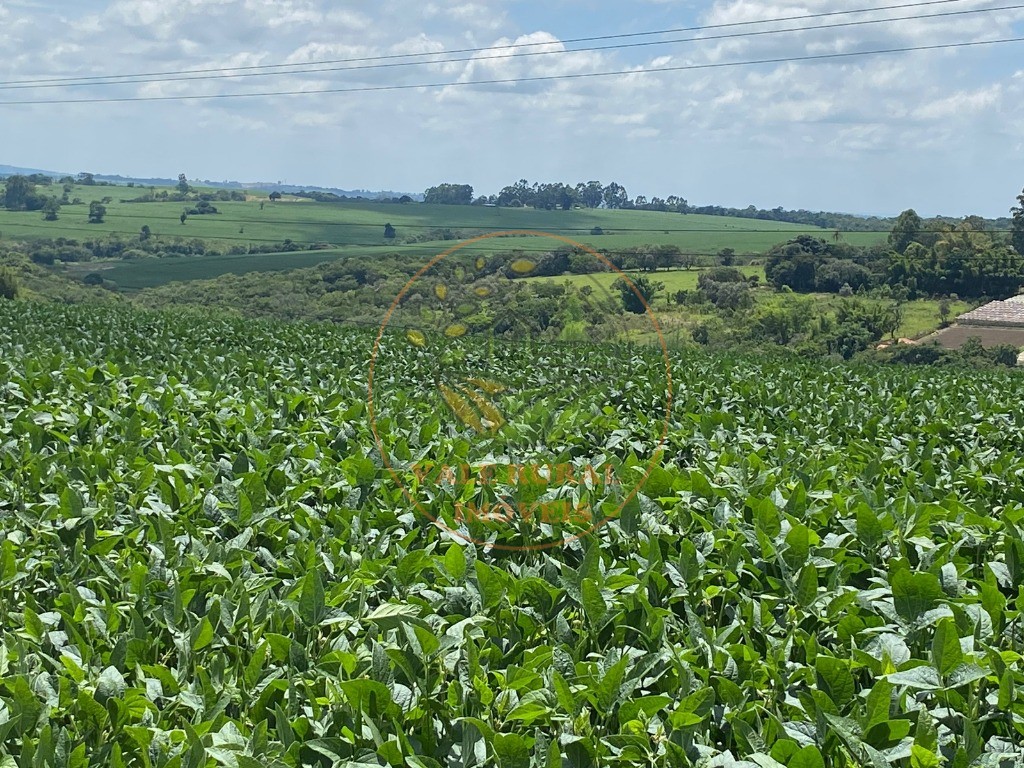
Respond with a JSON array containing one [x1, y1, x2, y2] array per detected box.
[[3, 183, 887, 289]]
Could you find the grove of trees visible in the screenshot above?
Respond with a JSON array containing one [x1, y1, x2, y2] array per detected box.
[[423, 184, 474, 206], [765, 209, 1024, 300]]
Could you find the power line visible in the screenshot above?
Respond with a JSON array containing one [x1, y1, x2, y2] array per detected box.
[[0, 0, 980, 88], [2, 36, 1023, 106], [2, 2, 1019, 92]]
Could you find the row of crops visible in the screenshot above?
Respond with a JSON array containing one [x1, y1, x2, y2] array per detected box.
[[1, 301, 1023, 767]]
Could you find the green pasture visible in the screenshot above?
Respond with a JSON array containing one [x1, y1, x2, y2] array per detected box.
[[0, 191, 885, 251]]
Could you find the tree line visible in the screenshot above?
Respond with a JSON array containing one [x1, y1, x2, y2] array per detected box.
[[423, 179, 1018, 232]]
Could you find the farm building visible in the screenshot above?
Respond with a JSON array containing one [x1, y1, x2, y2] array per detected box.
[[926, 294, 1024, 353]]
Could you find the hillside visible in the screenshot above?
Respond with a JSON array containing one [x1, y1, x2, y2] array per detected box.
[[0, 181, 886, 289]]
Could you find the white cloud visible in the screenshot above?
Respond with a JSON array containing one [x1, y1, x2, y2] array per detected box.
[[0, 0, 1021, 215]]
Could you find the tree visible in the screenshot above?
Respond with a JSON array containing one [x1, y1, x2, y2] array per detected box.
[[602, 182, 629, 210], [576, 181, 604, 208], [613, 275, 662, 314], [77, 172, 95, 186], [423, 184, 474, 205], [1012, 188, 1024, 256], [140, 225, 152, 241], [938, 298, 952, 325], [42, 197, 61, 221], [88, 201, 106, 223], [888, 209, 922, 254], [180, 212, 188, 225], [383, 223, 396, 239], [718, 248, 736, 266], [177, 174, 190, 194], [3, 175, 31, 210]]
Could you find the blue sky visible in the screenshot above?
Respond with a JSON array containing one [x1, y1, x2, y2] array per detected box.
[[0, 0, 1022, 216]]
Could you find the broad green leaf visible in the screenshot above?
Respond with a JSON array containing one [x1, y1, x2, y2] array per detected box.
[[783, 524, 811, 570], [192, 616, 215, 651], [795, 564, 817, 606], [581, 578, 606, 628], [492, 733, 530, 768], [931, 618, 962, 676], [815, 656, 854, 709], [789, 745, 825, 768], [298, 569, 326, 627], [891, 569, 943, 623], [444, 545, 466, 581], [95, 667, 127, 703], [885, 665, 941, 690]]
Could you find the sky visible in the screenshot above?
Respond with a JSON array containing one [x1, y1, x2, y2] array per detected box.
[[0, 0, 1023, 217]]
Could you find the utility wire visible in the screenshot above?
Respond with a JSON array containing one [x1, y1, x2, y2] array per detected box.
[[2, 36, 1023, 106], [0, 0, 980, 88], [2, 2, 1020, 91]]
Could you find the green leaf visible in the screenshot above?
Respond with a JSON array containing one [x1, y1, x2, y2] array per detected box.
[[492, 733, 530, 768], [885, 665, 941, 690], [783, 524, 811, 570], [618, 695, 673, 724], [243, 641, 270, 690], [22, 606, 44, 642], [795, 564, 818, 606], [910, 745, 941, 768], [815, 656, 854, 709], [596, 654, 630, 712], [444, 545, 466, 581], [474, 561, 504, 611], [298, 569, 326, 627], [862, 679, 892, 730], [339, 679, 393, 716], [505, 699, 551, 725], [580, 578, 606, 628], [856, 504, 884, 550], [891, 569, 943, 623], [95, 666, 127, 702], [365, 603, 427, 631], [863, 719, 912, 749], [945, 663, 988, 688], [931, 618, 963, 676], [789, 745, 825, 768], [192, 616, 215, 651], [552, 673, 576, 716]]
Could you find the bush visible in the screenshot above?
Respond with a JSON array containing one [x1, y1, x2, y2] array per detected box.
[[0, 268, 18, 299], [991, 344, 1019, 367], [83, 273, 104, 286]]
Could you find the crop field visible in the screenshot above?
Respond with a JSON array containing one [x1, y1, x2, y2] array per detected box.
[[3, 184, 886, 289], [1, 300, 1023, 766]]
